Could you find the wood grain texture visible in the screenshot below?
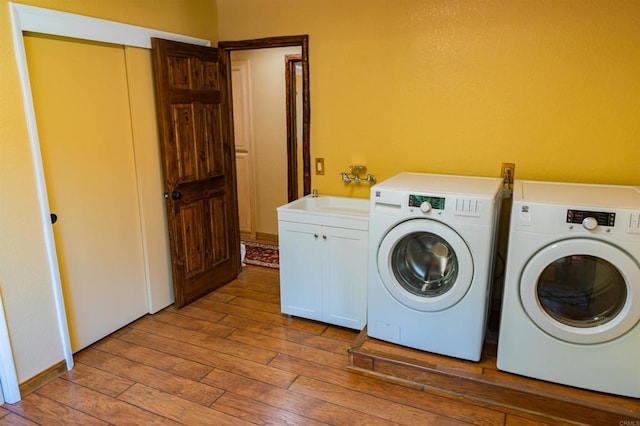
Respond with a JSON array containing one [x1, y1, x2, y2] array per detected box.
[[2, 265, 636, 425], [36, 379, 178, 425], [349, 327, 640, 425], [18, 361, 67, 398], [91, 337, 213, 381], [152, 38, 240, 309], [1, 393, 107, 426]]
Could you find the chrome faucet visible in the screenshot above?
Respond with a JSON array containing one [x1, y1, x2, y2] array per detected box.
[[340, 165, 376, 184]]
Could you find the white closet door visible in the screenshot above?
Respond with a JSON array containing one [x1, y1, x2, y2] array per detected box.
[[232, 59, 255, 236], [25, 35, 148, 352]]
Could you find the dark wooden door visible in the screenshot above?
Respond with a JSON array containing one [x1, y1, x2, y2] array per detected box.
[[151, 38, 240, 308]]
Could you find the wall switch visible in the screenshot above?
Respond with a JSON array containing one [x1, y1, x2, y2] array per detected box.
[[315, 158, 325, 175], [501, 162, 515, 183]]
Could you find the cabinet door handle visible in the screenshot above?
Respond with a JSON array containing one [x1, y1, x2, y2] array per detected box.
[[314, 233, 318, 238], [322, 235, 327, 240]]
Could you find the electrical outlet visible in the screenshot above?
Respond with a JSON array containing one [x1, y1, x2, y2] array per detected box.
[[501, 162, 515, 183], [315, 158, 325, 175]]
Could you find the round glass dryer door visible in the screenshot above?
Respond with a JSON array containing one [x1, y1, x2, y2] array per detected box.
[[520, 238, 640, 344], [377, 219, 473, 312]]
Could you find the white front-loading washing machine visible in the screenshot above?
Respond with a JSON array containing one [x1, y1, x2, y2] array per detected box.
[[367, 172, 503, 361], [497, 180, 640, 398]]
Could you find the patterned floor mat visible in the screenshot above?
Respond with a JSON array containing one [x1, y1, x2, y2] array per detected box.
[[242, 241, 279, 269]]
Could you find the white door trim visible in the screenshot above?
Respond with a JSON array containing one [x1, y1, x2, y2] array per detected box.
[[7, 2, 210, 403]]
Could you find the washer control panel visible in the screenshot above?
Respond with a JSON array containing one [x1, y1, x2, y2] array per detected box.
[[409, 194, 445, 210], [566, 210, 615, 227], [629, 213, 640, 234]]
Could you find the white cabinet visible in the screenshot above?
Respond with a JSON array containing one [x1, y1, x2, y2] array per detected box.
[[321, 226, 368, 328], [278, 221, 323, 320], [277, 196, 369, 330]]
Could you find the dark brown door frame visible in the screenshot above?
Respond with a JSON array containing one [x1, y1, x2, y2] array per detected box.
[[285, 53, 302, 201], [218, 35, 311, 199]]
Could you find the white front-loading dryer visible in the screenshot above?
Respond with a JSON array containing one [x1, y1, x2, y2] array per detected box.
[[497, 180, 640, 397], [367, 172, 503, 361]]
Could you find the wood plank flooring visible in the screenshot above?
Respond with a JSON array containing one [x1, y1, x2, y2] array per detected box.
[[349, 330, 640, 425], [0, 265, 637, 425]]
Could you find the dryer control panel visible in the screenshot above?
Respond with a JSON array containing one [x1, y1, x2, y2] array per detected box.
[[566, 210, 615, 227]]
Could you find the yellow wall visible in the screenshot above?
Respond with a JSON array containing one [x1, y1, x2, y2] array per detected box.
[[218, 0, 640, 199], [0, 0, 217, 382]]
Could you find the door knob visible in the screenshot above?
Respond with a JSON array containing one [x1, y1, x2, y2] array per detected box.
[[171, 191, 183, 200], [50, 213, 58, 224]]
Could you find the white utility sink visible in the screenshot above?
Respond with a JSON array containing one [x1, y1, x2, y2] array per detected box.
[[277, 195, 370, 230], [278, 194, 370, 329], [285, 195, 369, 216]]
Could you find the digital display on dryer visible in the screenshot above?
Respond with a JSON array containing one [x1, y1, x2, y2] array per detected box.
[[566, 210, 616, 226], [409, 195, 445, 210]]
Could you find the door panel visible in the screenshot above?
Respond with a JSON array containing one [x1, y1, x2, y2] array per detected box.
[[199, 104, 225, 177], [25, 34, 148, 352], [178, 201, 206, 276], [172, 105, 200, 181], [124, 46, 174, 313], [231, 60, 255, 236], [152, 38, 240, 308], [210, 195, 230, 264]]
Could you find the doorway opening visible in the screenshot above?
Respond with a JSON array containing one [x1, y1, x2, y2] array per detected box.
[[219, 36, 310, 245]]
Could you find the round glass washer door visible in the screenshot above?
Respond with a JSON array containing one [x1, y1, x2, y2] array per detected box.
[[520, 238, 640, 344], [377, 218, 473, 312]]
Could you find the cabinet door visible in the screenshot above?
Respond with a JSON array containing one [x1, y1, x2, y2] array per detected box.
[[278, 221, 323, 320], [322, 226, 368, 329]]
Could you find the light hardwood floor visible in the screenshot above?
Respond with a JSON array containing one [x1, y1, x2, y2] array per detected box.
[[0, 265, 621, 425]]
